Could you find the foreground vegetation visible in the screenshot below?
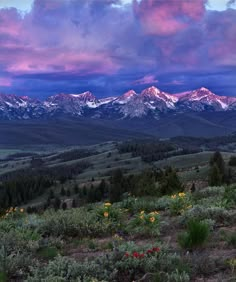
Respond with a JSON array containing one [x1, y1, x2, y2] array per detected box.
[[0, 139, 236, 281], [0, 184, 235, 281]]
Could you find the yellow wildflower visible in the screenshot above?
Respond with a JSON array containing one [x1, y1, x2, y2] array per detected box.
[[104, 211, 109, 217], [104, 202, 111, 207], [171, 194, 176, 199], [20, 208, 24, 213], [140, 215, 144, 220], [149, 217, 155, 223], [178, 192, 185, 197], [140, 211, 145, 214]]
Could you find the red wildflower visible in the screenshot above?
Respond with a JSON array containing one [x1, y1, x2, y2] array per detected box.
[[152, 247, 160, 252], [139, 253, 145, 258], [125, 252, 129, 257], [146, 249, 153, 254], [133, 252, 139, 258]]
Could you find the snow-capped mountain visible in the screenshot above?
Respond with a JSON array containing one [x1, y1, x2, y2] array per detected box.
[[0, 87, 236, 120], [175, 87, 235, 112]]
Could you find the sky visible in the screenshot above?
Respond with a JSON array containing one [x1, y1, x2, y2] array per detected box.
[[0, 0, 235, 98]]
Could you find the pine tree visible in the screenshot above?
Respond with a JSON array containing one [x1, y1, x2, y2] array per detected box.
[[49, 189, 55, 199], [62, 202, 67, 210], [109, 169, 124, 202], [53, 197, 61, 210], [60, 187, 66, 196], [73, 184, 79, 194], [191, 182, 196, 193], [210, 151, 225, 175], [208, 164, 222, 186], [72, 199, 77, 208]]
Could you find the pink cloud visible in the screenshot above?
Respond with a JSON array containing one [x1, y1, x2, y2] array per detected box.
[[0, 78, 12, 86], [164, 80, 184, 86], [0, 8, 22, 36], [133, 75, 159, 85], [133, 0, 206, 36]]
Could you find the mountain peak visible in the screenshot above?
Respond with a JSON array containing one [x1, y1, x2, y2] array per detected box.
[[199, 87, 210, 92], [114, 89, 137, 104], [141, 86, 161, 97]]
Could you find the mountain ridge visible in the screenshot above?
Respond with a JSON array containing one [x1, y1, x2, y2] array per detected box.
[[0, 86, 236, 120]]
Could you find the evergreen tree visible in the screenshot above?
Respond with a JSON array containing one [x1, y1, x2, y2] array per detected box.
[[60, 187, 66, 196], [190, 182, 196, 193], [73, 184, 79, 194], [210, 151, 225, 175], [208, 164, 222, 186], [159, 167, 183, 195], [109, 169, 125, 202], [72, 199, 77, 208], [49, 189, 55, 199], [53, 197, 61, 210], [62, 202, 67, 210]]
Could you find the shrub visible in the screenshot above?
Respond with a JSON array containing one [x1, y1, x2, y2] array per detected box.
[[127, 210, 160, 237], [120, 195, 171, 213], [37, 246, 59, 260], [228, 156, 236, 166], [225, 232, 236, 247], [38, 208, 115, 238], [170, 192, 192, 215], [222, 185, 236, 209], [178, 219, 210, 249], [182, 205, 234, 225]]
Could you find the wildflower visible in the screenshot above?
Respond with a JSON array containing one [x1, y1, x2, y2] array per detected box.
[[178, 192, 185, 197], [140, 210, 145, 214], [154, 211, 159, 215], [147, 249, 153, 254], [139, 215, 144, 220], [171, 194, 176, 199], [104, 212, 109, 217], [152, 247, 160, 252], [14, 207, 17, 211], [104, 202, 111, 207], [125, 252, 129, 257], [133, 252, 139, 258], [149, 216, 155, 223], [139, 253, 145, 258], [20, 208, 24, 213]]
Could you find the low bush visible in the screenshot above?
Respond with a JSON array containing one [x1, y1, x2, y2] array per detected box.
[[182, 205, 234, 225], [38, 207, 115, 238], [178, 219, 210, 249], [127, 210, 160, 237], [170, 192, 192, 215]]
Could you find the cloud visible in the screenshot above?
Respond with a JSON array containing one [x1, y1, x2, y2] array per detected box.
[[133, 0, 207, 36], [0, 0, 235, 97], [0, 77, 12, 87], [132, 74, 158, 85]]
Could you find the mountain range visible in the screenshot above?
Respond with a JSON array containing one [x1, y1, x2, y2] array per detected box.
[[1, 86, 236, 120]]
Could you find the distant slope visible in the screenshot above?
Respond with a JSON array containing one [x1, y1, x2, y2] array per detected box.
[[1, 111, 236, 146], [0, 118, 152, 146]]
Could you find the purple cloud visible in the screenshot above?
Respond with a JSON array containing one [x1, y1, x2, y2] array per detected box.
[[0, 0, 235, 97]]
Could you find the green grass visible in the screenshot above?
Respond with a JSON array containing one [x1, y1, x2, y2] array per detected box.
[[37, 247, 59, 260]]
